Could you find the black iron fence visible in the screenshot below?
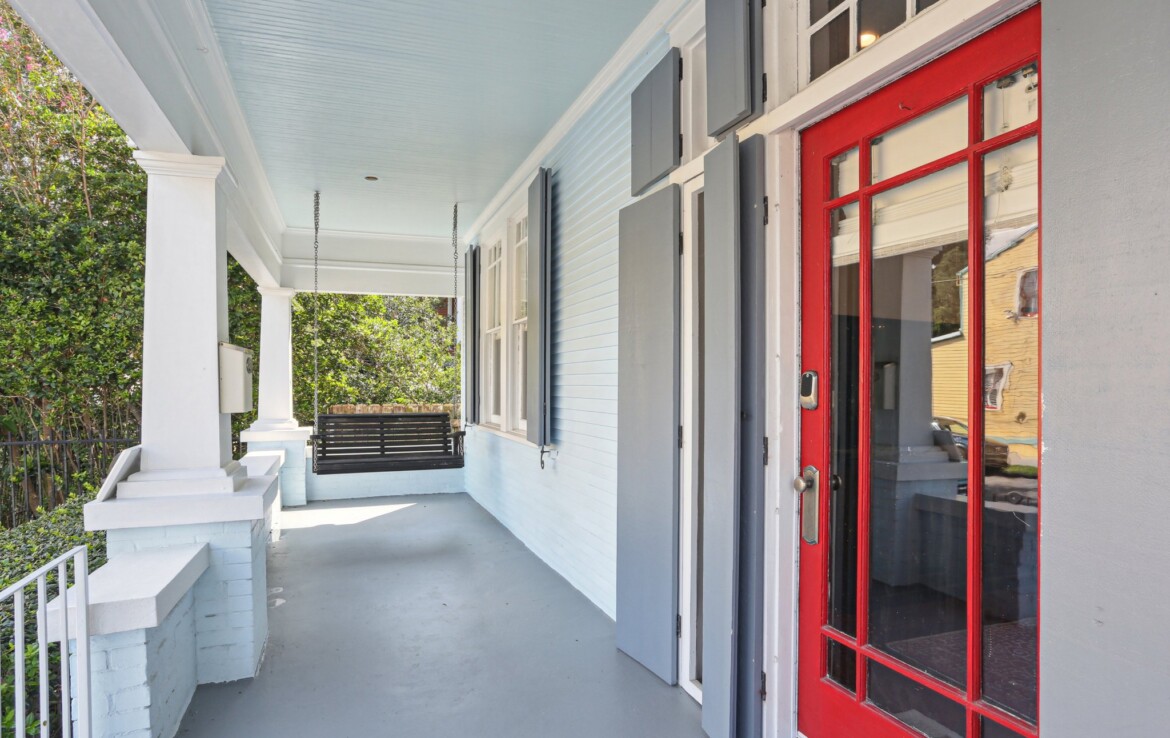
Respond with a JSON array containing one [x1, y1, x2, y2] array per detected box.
[[0, 434, 138, 529]]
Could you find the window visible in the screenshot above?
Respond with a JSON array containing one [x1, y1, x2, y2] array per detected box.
[[983, 364, 1011, 411], [481, 239, 503, 425], [1018, 268, 1039, 317], [478, 210, 530, 434], [511, 216, 529, 432], [804, 0, 947, 83]]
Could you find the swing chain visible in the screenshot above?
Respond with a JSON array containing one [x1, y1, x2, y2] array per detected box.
[[451, 203, 459, 310], [313, 191, 320, 424]]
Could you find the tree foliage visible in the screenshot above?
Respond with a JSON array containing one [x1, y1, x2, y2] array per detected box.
[[291, 294, 460, 426], [0, 5, 147, 439]]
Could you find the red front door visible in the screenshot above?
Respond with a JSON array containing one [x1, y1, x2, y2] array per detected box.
[[797, 8, 1041, 738]]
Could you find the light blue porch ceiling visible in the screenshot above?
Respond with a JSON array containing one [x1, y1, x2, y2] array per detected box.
[[203, 0, 659, 238]]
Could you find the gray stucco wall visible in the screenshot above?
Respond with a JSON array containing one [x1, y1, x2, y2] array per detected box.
[[1041, 3, 1170, 735]]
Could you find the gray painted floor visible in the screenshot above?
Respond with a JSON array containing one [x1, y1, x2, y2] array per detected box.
[[178, 493, 704, 738]]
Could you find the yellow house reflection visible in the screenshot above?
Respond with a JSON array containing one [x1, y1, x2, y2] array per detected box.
[[932, 225, 1039, 471]]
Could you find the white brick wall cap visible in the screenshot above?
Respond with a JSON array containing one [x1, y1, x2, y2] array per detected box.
[[84, 474, 278, 531], [48, 544, 209, 639], [239, 426, 312, 443], [239, 450, 284, 477]]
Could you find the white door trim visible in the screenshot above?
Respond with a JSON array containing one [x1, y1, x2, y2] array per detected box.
[[679, 173, 705, 705]]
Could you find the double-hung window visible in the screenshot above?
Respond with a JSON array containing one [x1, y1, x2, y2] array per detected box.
[[511, 216, 529, 433], [482, 239, 504, 425], [478, 210, 530, 435]]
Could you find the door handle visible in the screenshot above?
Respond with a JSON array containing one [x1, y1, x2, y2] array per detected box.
[[795, 466, 820, 545]]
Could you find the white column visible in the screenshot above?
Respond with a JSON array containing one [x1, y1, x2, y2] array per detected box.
[[247, 287, 298, 431], [120, 151, 244, 497]]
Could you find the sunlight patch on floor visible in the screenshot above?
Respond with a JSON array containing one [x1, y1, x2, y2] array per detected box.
[[280, 501, 415, 529]]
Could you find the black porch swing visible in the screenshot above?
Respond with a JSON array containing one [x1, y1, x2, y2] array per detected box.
[[309, 193, 465, 475]]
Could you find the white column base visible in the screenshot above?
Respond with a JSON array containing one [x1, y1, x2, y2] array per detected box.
[[239, 426, 314, 444], [245, 417, 301, 432], [117, 460, 247, 498]]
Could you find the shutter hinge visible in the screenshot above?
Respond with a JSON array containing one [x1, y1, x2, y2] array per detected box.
[[763, 436, 770, 466], [760, 671, 767, 700], [679, 57, 684, 81], [680, 133, 684, 158], [762, 73, 768, 103], [677, 614, 682, 638], [763, 196, 770, 225], [679, 232, 684, 255], [679, 425, 684, 449]]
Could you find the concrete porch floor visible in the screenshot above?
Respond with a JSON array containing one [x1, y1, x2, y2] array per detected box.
[[178, 493, 704, 737]]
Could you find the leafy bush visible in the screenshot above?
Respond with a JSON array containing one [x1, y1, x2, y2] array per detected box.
[[1, 495, 105, 734]]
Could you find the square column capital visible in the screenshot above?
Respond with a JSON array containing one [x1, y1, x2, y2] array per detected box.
[[134, 150, 225, 180], [257, 286, 298, 299]]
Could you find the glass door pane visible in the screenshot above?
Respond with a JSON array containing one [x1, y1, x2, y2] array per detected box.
[[981, 137, 1039, 724], [868, 164, 970, 690]]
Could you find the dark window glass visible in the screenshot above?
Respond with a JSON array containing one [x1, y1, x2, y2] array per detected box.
[[857, 0, 907, 50], [826, 639, 857, 692], [811, 12, 851, 81], [811, 0, 847, 26], [917, 0, 943, 11], [867, 660, 967, 736]]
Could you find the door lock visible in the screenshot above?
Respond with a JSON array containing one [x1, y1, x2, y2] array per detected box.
[[795, 465, 820, 545]]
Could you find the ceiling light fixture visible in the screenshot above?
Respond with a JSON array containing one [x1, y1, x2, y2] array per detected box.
[[859, 31, 878, 49], [364, 175, 379, 182]]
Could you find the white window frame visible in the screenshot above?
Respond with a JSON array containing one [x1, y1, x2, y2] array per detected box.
[[478, 207, 530, 437], [983, 362, 1012, 411], [481, 237, 504, 427], [799, 0, 946, 87], [1016, 267, 1039, 317], [510, 214, 530, 434]]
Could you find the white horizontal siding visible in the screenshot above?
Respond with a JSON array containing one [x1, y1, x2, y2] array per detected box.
[[466, 35, 671, 618]]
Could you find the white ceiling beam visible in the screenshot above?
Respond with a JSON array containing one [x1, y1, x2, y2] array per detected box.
[[6, 0, 187, 154]]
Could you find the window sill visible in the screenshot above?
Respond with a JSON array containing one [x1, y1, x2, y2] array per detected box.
[[471, 423, 540, 450]]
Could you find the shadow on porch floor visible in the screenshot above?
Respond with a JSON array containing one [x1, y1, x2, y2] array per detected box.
[[177, 493, 703, 737]]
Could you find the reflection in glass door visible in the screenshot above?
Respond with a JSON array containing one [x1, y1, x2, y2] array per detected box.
[[797, 8, 1040, 738]]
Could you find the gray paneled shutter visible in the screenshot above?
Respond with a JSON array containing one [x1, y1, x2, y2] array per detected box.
[[527, 168, 552, 448], [701, 135, 742, 738], [630, 48, 682, 197], [706, 0, 764, 138], [616, 184, 680, 684], [736, 134, 767, 738], [464, 244, 480, 425], [701, 134, 769, 738]]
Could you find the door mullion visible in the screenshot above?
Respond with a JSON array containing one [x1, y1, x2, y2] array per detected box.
[[853, 141, 875, 702], [965, 81, 987, 738]]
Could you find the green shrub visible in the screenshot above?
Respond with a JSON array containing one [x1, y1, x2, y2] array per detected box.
[[1, 495, 106, 735]]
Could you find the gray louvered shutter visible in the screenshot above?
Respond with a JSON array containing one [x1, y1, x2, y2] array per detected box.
[[616, 184, 680, 684], [706, 0, 764, 138], [701, 135, 742, 738], [630, 48, 682, 196], [464, 244, 480, 425], [527, 169, 552, 447]]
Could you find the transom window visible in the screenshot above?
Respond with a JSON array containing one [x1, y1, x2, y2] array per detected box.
[[804, 0, 947, 83]]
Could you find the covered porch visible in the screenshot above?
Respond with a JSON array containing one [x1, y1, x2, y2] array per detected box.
[[178, 493, 703, 738]]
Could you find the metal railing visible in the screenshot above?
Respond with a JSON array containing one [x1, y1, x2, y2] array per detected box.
[[1, 546, 91, 738], [1, 435, 138, 529]]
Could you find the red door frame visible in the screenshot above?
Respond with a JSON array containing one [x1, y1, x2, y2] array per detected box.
[[797, 8, 1041, 738]]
